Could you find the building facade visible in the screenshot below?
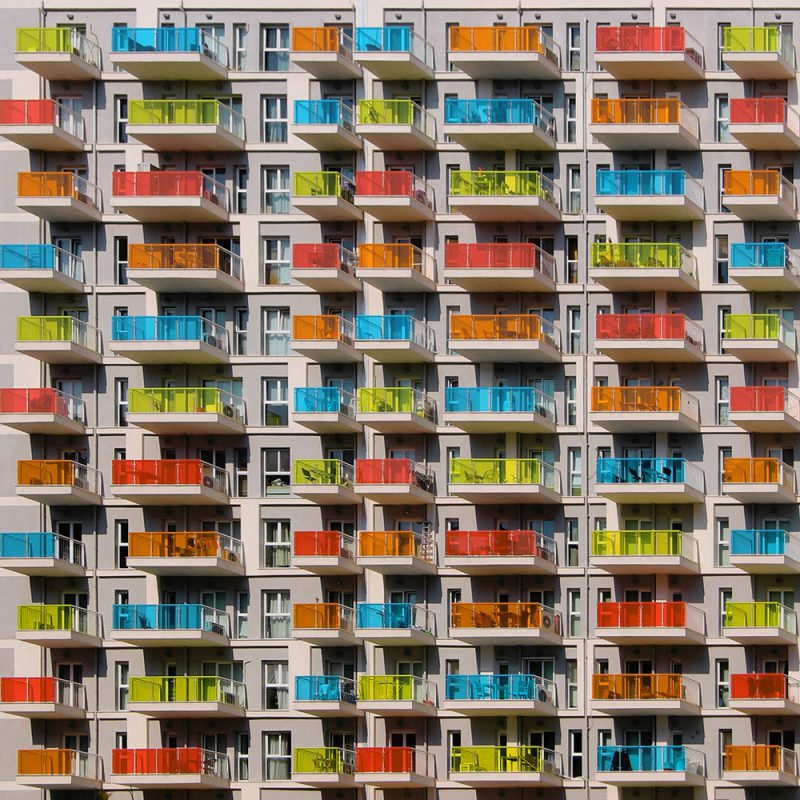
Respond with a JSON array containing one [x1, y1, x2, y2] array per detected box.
[[0, 0, 799, 798]]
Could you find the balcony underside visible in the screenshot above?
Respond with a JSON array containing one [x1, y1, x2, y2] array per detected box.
[[16, 485, 102, 506], [729, 698, 800, 715], [356, 412, 436, 434], [355, 51, 434, 80], [452, 772, 563, 788], [722, 51, 796, 80], [444, 124, 556, 151], [110, 341, 230, 365], [125, 555, 245, 577], [444, 268, 556, 293], [112, 196, 230, 223], [449, 196, 561, 223], [590, 267, 698, 293], [355, 629, 435, 647], [722, 483, 796, 504], [723, 769, 798, 786], [724, 626, 797, 645], [0, 268, 85, 294], [127, 412, 245, 436], [356, 126, 436, 151], [293, 772, 362, 788], [291, 340, 362, 363], [595, 627, 705, 645], [357, 555, 437, 576], [728, 123, 800, 151], [730, 267, 800, 292], [0, 701, 85, 719], [355, 268, 436, 293], [592, 698, 700, 716], [109, 52, 228, 81], [126, 268, 244, 294], [128, 701, 244, 718], [290, 268, 362, 293], [0, 557, 85, 577], [109, 484, 230, 506], [595, 483, 704, 504], [15, 52, 101, 81], [17, 774, 102, 790], [289, 52, 362, 80], [354, 341, 434, 363], [354, 195, 434, 222], [0, 124, 85, 152], [725, 195, 798, 221], [595, 195, 704, 221], [448, 484, 562, 504], [16, 196, 101, 223], [112, 774, 231, 790], [590, 410, 700, 433], [292, 124, 362, 151], [0, 412, 85, 435], [357, 699, 437, 717], [589, 123, 699, 151], [292, 555, 363, 576], [293, 628, 360, 647], [291, 700, 363, 717], [729, 553, 800, 574], [354, 484, 435, 505], [590, 555, 700, 575], [448, 340, 562, 363], [449, 628, 563, 646], [595, 340, 705, 363], [355, 772, 435, 789], [730, 410, 800, 433], [596, 770, 705, 787], [442, 698, 556, 716], [444, 411, 556, 434], [594, 52, 705, 80], [16, 629, 101, 648], [294, 412, 363, 434], [291, 196, 363, 221], [15, 340, 102, 365], [291, 485, 362, 505], [111, 629, 230, 647], [126, 125, 245, 152], [443, 555, 557, 576], [722, 340, 796, 362], [447, 52, 560, 80]]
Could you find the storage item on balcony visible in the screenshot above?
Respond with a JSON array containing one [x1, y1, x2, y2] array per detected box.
[[594, 26, 705, 79]]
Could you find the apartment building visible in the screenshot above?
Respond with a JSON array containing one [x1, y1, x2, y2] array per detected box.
[[1, 0, 800, 798]]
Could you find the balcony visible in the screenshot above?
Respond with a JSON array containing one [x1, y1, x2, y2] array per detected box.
[[292, 530, 360, 575], [110, 27, 229, 80], [358, 675, 437, 717], [596, 457, 705, 504], [357, 530, 436, 575], [356, 387, 436, 434], [722, 27, 796, 79], [722, 458, 796, 503], [448, 26, 560, 79], [449, 314, 561, 363], [112, 603, 230, 647], [354, 459, 435, 504], [110, 458, 228, 505], [723, 170, 797, 221], [592, 674, 700, 716], [595, 314, 704, 363], [729, 99, 800, 150], [356, 243, 436, 292], [723, 745, 798, 786], [292, 315, 360, 363], [0, 99, 84, 151], [354, 26, 434, 80], [444, 387, 556, 434], [729, 674, 800, 715], [595, 170, 704, 221], [0, 388, 84, 435], [444, 530, 556, 575], [450, 602, 563, 646], [596, 746, 705, 787], [290, 27, 361, 80], [294, 387, 360, 433], [17, 172, 100, 222], [355, 747, 435, 788], [17, 749, 102, 791], [291, 243, 360, 292], [590, 98, 700, 150], [127, 387, 244, 435], [356, 99, 436, 151], [111, 315, 229, 364], [293, 747, 359, 788], [292, 171, 362, 221], [16, 460, 102, 506], [293, 602, 358, 646], [112, 748, 230, 790], [730, 529, 800, 574], [17, 604, 102, 648], [444, 242, 556, 292], [444, 98, 556, 150], [16, 316, 101, 365], [129, 675, 245, 718], [293, 676, 361, 717], [127, 243, 244, 293], [590, 242, 698, 292], [292, 459, 360, 505], [730, 243, 800, 293], [724, 601, 797, 644], [126, 531, 244, 576], [0, 532, 85, 577], [16, 27, 100, 80], [112, 170, 230, 222], [293, 99, 361, 150], [449, 458, 561, 504], [591, 530, 700, 575], [590, 387, 700, 433], [0, 244, 84, 294], [355, 314, 435, 362], [0, 677, 85, 719], [722, 313, 797, 362], [444, 674, 556, 716], [595, 601, 705, 645], [449, 170, 561, 222], [730, 386, 800, 433], [452, 746, 562, 787], [355, 603, 435, 646], [354, 171, 434, 221], [594, 26, 704, 79]]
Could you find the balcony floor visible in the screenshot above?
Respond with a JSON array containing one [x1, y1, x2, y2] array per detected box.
[[293, 412, 363, 434], [443, 268, 556, 293], [447, 52, 560, 80], [595, 340, 705, 363], [0, 268, 85, 294], [355, 628, 435, 647], [721, 339, 796, 363], [590, 554, 700, 575], [724, 626, 797, 645], [724, 195, 798, 221], [722, 769, 798, 786], [292, 555, 363, 576], [728, 123, 800, 151], [589, 123, 699, 151], [112, 774, 231, 790], [451, 771, 563, 788], [443, 124, 556, 151], [356, 126, 436, 151], [0, 557, 85, 578], [0, 125, 83, 152], [125, 555, 245, 577], [15, 340, 102, 365], [595, 195, 705, 222], [355, 268, 436, 293], [595, 483, 705, 504], [17, 774, 102, 790], [111, 629, 230, 648], [729, 267, 800, 292], [594, 52, 705, 80], [112, 196, 230, 223], [449, 627, 563, 646], [291, 196, 363, 222], [128, 700, 244, 718], [354, 194, 435, 222], [355, 772, 435, 789], [289, 52, 362, 80], [355, 52, 434, 81], [292, 124, 363, 151], [293, 628, 360, 647], [0, 412, 85, 435], [291, 699, 363, 717], [16, 196, 101, 223], [354, 341, 434, 363], [357, 555, 437, 576], [291, 484, 362, 506], [110, 341, 230, 365], [589, 267, 698, 293], [592, 698, 700, 716], [356, 412, 436, 434], [109, 52, 228, 81], [15, 52, 101, 81], [293, 772, 362, 788], [126, 412, 245, 436], [443, 555, 557, 576], [729, 553, 800, 574], [722, 52, 796, 80], [442, 698, 557, 716], [722, 483, 796, 504], [1, 701, 85, 719], [290, 268, 362, 293], [16, 484, 102, 506], [448, 339, 562, 364], [589, 410, 700, 433], [357, 699, 437, 717], [16, 629, 101, 648], [126, 268, 244, 294], [110, 484, 230, 506], [449, 195, 561, 223], [729, 697, 800, 715], [354, 484, 435, 505], [443, 411, 556, 434], [595, 627, 705, 646], [126, 125, 245, 152], [596, 769, 705, 788], [291, 339, 362, 364], [448, 484, 562, 505]]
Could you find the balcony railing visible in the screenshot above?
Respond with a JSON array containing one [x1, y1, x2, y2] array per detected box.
[[357, 387, 435, 420], [445, 529, 557, 562], [293, 530, 356, 560], [294, 387, 356, 417], [111, 316, 230, 351], [18, 172, 100, 209], [358, 99, 436, 140], [111, 459, 228, 494], [358, 243, 434, 279], [724, 745, 797, 774], [722, 458, 796, 491], [723, 27, 796, 64], [356, 602, 435, 634], [293, 314, 354, 344], [113, 603, 230, 635], [730, 98, 800, 134], [111, 27, 229, 66], [129, 675, 244, 705], [294, 99, 354, 130], [17, 604, 101, 638], [112, 171, 230, 209], [129, 243, 241, 279], [17, 27, 100, 66], [17, 460, 101, 494], [293, 171, 355, 200], [450, 314, 559, 348], [128, 531, 242, 562], [450, 458, 559, 491], [597, 457, 704, 491], [592, 98, 699, 134], [358, 530, 435, 562], [451, 602, 562, 634], [0, 387, 84, 422], [593, 674, 699, 704], [452, 746, 561, 776], [0, 244, 84, 281], [724, 601, 797, 632], [356, 746, 434, 776], [0, 531, 85, 565], [113, 747, 229, 779], [128, 387, 244, 421], [0, 676, 86, 708], [592, 530, 698, 561], [295, 675, 356, 703], [17, 316, 100, 352], [355, 459, 435, 492], [355, 170, 433, 205], [447, 673, 555, 704], [18, 749, 102, 780], [128, 99, 244, 139], [355, 26, 434, 66], [598, 746, 704, 775], [449, 26, 560, 63], [731, 674, 800, 702], [596, 169, 704, 206], [445, 98, 555, 136], [446, 241, 555, 278], [731, 386, 800, 416], [293, 602, 355, 632], [731, 529, 800, 559], [591, 387, 699, 418], [450, 170, 560, 207], [595, 26, 703, 65], [293, 458, 355, 487], [0, 99, 84, 139], [359, 674, 436, 704], [293, 243, 356, 272], [596, 313, 704, 347], [355, 314, 434, 349], [723, 170, 796, 205], [294, 747, 355, 775], [292, 27, 354, 59], [591, 242, 697, 278], [445, 387, 556, 421], [722, 313, 796, 348], [731, 242, 800, 272], [597, 601, 704, 631]]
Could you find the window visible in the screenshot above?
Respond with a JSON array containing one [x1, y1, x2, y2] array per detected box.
[[569, 730, 583, 778], [715, 234, 729, 283], [237, 732, 250, 780], [262, 448, 290, 495], [567, 24, 581, 70], [717, 518, 730, 566], [565, 94, 577, 143], [234, 448, 248, 497], [262, 590, 290, 638], [263, 307, 290, 355], [568, 447, 582, 496], [114, 95, 128, 143], [566, 376, 577, 425], [719, 588, 732, 636], [263, 520, 290, 567], [565, 235, 578, 283], [261, 166, 290, 214], [567, 660, 578, 708], [114, 378, 128, 427], [719, 446, 732, 494], [264, 661, 289, 709], [114, 236, 128, 285], [264, 732, 291, 779], [263, 378, 288, 425], [236, 591, 249, 638], [718, 305, 731, 354], [719, 164, 731, 212], [717, 661, 730, 707], [262, 95, 288, 142], [718, 22, 731, 69], [567, 306, 581, 353], [567, 165, 581, 213], [566, 519, 579, 566], [716, 376, 730, 425], [232, 23, 248, 70], [234, 166, 248, 213], [261, 25, 289, 70], [115, 662, 129, 710], [263, 237, 290, 285], [567, 588, 581, 636], [234, 308, 248, 355], [715, 94, 730, 142], [115, 520, 128, 569], [114, 589, 128, 606]]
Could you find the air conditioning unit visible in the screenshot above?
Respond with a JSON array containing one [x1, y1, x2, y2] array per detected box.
[[221, 691, 236, 705], [540, 609, 556, 630], [209, 622, 225, 636], [222, 404, 235, 417]]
